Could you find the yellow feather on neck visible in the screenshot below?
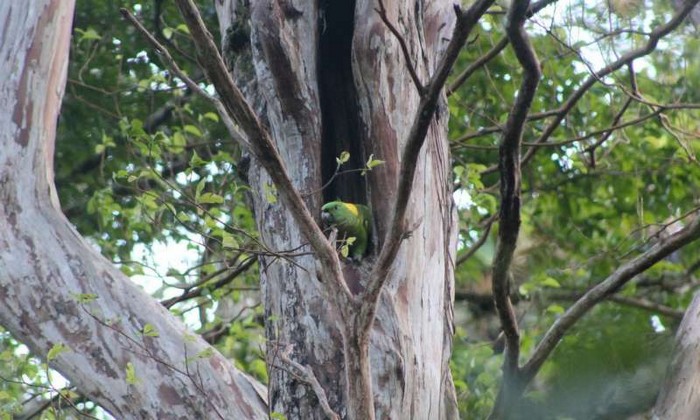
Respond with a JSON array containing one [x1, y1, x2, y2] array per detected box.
[[342, 203, 359, 217]]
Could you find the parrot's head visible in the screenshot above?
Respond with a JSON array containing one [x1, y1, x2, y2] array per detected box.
[[321, 201, 352, 226], [321, 200, 372, 261]]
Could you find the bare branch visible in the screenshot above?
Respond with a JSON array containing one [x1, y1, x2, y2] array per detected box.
[[451, 110, 559, 146], [488, 1, 541, 416], [279, 347, 340, 420], [161, 257, 257, 308], [456, 214, 497, 266], [448, 37, 508, 96], [551, 292, 685, 320], [481, 0, 700, 175], [522, 213, 700, 384], [447, 0, 557, 96]]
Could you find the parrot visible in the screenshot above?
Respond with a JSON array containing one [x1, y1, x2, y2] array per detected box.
[[321, 201, 372, 261]]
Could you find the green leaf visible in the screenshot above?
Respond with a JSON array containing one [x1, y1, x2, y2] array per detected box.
[[125, 362, 140, 385], [177, 212, 190, 223], [184, 125, 203, 137], [203, 112, 219, 122], [198, 192, 224, 204], [222, 232, 239, 249], [141, 323, 159, 337], [47, 343, 69, 362], [76, 27, 101, 42], [365, 154, 385, 169], [546, 304, 565, 315], [539, 277, 561, 289], [72, 293, 98, 303], [336, 151, 350, 165], [195, 178, 206, 201], [190, 150, 207, 168], [163, 27, 173, 40]]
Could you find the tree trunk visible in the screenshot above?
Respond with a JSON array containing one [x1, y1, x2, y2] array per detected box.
[[653, 292, 700, 418], [217, 1, 459, 418], [0, 2, 266, 418]]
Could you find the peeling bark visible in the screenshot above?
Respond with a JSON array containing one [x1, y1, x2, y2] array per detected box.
[[653, 292, 700, 418], [217, 0, 459, 418], [0, 2, 267, 418]]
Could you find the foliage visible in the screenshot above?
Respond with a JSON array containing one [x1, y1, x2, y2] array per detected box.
[[2, 0, 700, 418], [450, 0, 700, 417]]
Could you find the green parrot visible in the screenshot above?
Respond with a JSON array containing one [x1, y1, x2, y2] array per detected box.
[[321, 201, 372, 260]]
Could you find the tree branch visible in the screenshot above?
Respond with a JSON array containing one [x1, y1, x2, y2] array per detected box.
[[481, 0, 700, 175], [446, 0, 556, 96], [522, 212, 700, 384], [551, 292, 685, 320], [488, 1, 541, 417], [278, 347, 339, 420], [148, 1, 353, 304], [366, 0, 496, 328], [161, 256, 257, 308], [456, 214, 497, 266]]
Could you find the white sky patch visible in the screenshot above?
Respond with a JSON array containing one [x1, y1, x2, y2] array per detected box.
[[650, 315, 666, 333], [131, 237, 203, 298], [454, 188, 474, 209]]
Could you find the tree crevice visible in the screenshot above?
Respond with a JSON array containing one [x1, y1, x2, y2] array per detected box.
[[319, 0, 366, 205]]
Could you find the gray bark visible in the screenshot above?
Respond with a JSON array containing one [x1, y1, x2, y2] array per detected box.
[[0, 2, 266, 418], [653, 292, 700, 419], [217, 0, 459, 418]]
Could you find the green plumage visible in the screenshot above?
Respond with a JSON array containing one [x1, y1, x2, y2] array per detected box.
[[321, 201, 372, 260]]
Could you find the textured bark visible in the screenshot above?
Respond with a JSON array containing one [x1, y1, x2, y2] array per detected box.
[[0, 2, 266, 418], [218, 0, 459, 418], [653, 292, 700, 418]]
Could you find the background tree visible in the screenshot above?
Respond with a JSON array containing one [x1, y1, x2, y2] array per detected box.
[[1, 0, 700, 419]]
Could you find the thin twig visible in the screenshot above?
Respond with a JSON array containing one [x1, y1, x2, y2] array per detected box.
[[480, 0, 700, 176], [161, 257, 257, 308], [279, 346, 339, 420], [120, 8, 250, 148], [551, 292, 684, 320], [447, 0, 557, 96], [456, 214, 497, 266]]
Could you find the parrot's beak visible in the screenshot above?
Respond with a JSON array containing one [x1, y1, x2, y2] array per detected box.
[[321, 211, 332, 224]]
